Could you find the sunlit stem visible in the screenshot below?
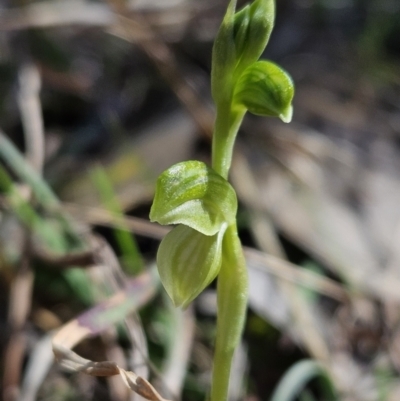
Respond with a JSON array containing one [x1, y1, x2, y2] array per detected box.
[[212, 104, 245, 179], [210, 91, 247, 401], [210, 223, 248, 401]]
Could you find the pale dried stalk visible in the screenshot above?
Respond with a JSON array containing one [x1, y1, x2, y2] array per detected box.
[[53, 345, 169, 401], [51, 266, 166, 401], [18, 64, 45, 173]]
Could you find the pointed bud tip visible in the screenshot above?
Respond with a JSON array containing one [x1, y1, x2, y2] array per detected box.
[[171, 295, 191, 309], [279, 105, 293, 123]]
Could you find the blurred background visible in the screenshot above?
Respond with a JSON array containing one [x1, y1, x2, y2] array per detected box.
[[1, 0, 400, 400]]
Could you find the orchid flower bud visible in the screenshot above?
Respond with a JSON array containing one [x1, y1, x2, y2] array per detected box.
[[157, 224, 227, 308], [150, 161, 237, 236], [212, 0, 275, 104], [233, 60, 294, 122], [150, 160, 238, 307]]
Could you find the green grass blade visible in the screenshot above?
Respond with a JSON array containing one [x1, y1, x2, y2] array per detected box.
[[0, 132, 84, 251], [90, 165, 142, 274], [0, 131, 59, 209], [0, 164, 68, 252], [270, 360, 338, 401]]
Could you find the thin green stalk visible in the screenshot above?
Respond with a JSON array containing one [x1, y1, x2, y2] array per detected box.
[[211, 67, 247, 401], [210, 72, 247, 401], [212, 108, 245, 179], [211, 223, 248, 401]]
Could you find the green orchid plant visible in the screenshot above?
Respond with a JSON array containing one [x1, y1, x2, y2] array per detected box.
[[150, 0, 294, 400]]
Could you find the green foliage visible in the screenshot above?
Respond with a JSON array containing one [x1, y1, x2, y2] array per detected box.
[[0, 133, 96, 305], [0, 131, 84, 252], [0, 164, 70, 254]]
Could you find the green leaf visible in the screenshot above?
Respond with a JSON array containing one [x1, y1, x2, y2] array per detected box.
[[233, 0, 275, 74], [211, 0, 237, 104], [233, 60, 294, 123], [149, 161, 237, 236], [157, 224, 226, 308]]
